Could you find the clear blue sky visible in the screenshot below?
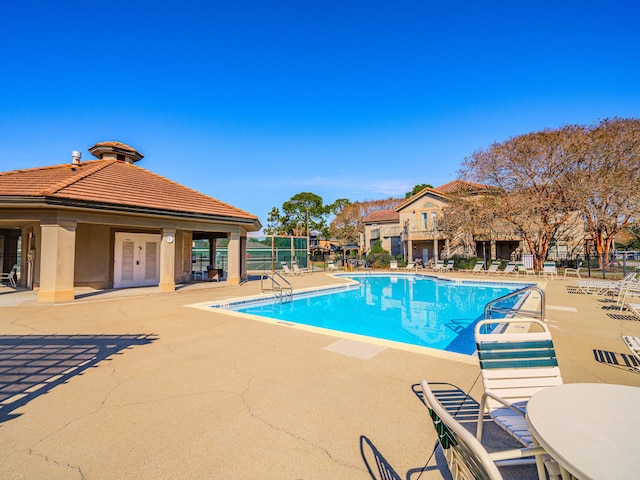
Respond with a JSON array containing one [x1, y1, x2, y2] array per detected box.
[[1, 1, 639, 231]]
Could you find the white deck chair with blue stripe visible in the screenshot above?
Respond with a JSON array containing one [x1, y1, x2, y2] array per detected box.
[[474, 319, 563, 451]]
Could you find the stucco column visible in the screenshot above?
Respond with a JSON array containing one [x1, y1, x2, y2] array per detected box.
[[159, 229, 176, 292], [490, 240, 497, 260], [38, 220, 77, 303], [407, 239, 413, 262], [240, 235, 247, 281], [433, 238, 439, 262], [227, 232, 241, 285]]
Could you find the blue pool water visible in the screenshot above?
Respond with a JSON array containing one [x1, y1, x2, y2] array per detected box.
[[226, 275, 526, 355]]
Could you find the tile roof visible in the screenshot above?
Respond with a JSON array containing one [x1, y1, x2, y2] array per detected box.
[[434, 179, 495, 194], [0, 160, 259, 222], [363, 210, 399, 223]]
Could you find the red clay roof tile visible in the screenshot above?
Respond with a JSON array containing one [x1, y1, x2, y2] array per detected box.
[[0, 160, 257, 221]]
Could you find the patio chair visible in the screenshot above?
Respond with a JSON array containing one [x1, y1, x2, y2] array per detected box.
[[0, 264, 17, 287], [474, 318, 563, 449], [389, 261, 398, 271], [500, 261, 518, 275], [432, 260, 445, 271], [622, 336, 640, 371], [292, 262, 310, 275], [539, 261, 558, 279], [516, 262, 536, 276], [575, 271, 638, 296], [404, 262, 417, 271], [618, 282, 640, 318], [443, 261, 454, 272], [327, 260, 339, 271], [280, 262, 297, 276], [420, 380, 550, 480], [469, 261, 485, 274], [562, 261, 582, 280], [485, 261, 501, 275]]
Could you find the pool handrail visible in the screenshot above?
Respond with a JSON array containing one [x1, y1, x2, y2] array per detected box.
[[260, 273, 293, 303], [483, 285, 545, 325]]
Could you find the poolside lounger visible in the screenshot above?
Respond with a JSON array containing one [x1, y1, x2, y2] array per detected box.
[[562, 261, 582, 280], [327, 260, 339, 271], [485, 261, 501, 275], [420, 380, 552, 480], [404, 262, 417, 271], [469, 261, 485, 274], [292, 262, 310, 274], [622, 336, 640, 370], [474, 318, 563, 464], [443, 261, 454, 272], [575, 271, 638, 296], [539, 261, 558, 279], [432, 260, 445, 271], [501, 262, 518, 275], [516, 262, 536, 276], [389, 261, 398, 270], [0, 264, 17, 288], [280, 262, 298, 276]]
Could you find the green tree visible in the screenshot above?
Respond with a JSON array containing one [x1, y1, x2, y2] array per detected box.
[[267, 192, 330, 237], [405, 183, 434, 198]]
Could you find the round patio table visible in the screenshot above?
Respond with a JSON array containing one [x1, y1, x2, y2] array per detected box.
[[526, 383, 640, 480]]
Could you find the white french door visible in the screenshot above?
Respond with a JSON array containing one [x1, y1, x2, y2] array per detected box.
[[114, 233, 160, 288]]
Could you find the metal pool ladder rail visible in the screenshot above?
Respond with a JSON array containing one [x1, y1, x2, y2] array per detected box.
[[260, 273, 293, 303], [484, 285, 545, 322]]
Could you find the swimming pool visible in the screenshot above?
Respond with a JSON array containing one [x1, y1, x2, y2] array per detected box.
[[218, 274, 527, 355]]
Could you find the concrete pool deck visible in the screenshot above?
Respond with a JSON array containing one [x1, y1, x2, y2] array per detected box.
[[1, 271, 639, 479]]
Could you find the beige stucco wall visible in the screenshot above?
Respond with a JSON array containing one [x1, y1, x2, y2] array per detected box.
[[74, 224, 113, 288]]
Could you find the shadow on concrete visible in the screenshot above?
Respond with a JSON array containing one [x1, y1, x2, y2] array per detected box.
[[0, 334, 156, 423], [408, 382, 541, 480], [593, 348, 640, 372]]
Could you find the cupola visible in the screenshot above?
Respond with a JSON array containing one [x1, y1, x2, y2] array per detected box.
[[88, 141, 144, 164]]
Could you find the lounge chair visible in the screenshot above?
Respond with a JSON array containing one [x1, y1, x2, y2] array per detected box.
[[622, 336, 640, 371], [619, 281, 640, 318], [474, 318, 563, 454], [469, 261, 485, 274], [539, 261, 558, 279], [0, 264, 17, 287], [327, 260, 339, 271], [485, 261, 501, 275], [516, 261, 536, 276], [280, 262, 297, 276], [501, 261, 518, 275], [292, 262, 310, 274], [443, 261, 454, 272], [389, 261, 398, 271], [575, 271, 638, 296], [419, 380, 550, 480], [562, 261, 582, 280], [432, 260, 445, 271], [404, 262, 417, 271]]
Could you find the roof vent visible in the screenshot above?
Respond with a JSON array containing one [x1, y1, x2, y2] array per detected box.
[[72, 150, 82, 165]]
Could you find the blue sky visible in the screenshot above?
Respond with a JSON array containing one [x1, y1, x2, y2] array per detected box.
[[1, 1, 639, 230]]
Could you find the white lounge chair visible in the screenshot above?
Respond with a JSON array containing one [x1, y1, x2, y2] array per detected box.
[[327, 260, 339, 271], [0, 264, 17, 287], [292, 262, 310, 274], [443, 261, 454, 272], [618, 281, 640, 318], [575, 271, 638, 296], [469, 261, 485, 274], [280, 262, 297, 276], [516, 261, 536, 276], [539, 261, 558, 279], [501, 261, 518, 275], [432, 260, 445, 271], [420, 380, 550, 480], [475, 318, 563, 452], [562, 261, 582, 280], [485, 261, 501, 275], [622, 336, 640, 371], [404, 262, 417, 271], [389, 261, 398, 270]]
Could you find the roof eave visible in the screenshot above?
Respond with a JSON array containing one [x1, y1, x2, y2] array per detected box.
[[0, 196, 261, 229]]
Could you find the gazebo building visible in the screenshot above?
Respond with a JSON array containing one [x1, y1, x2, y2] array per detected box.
[[0, 141, 261, 302]]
